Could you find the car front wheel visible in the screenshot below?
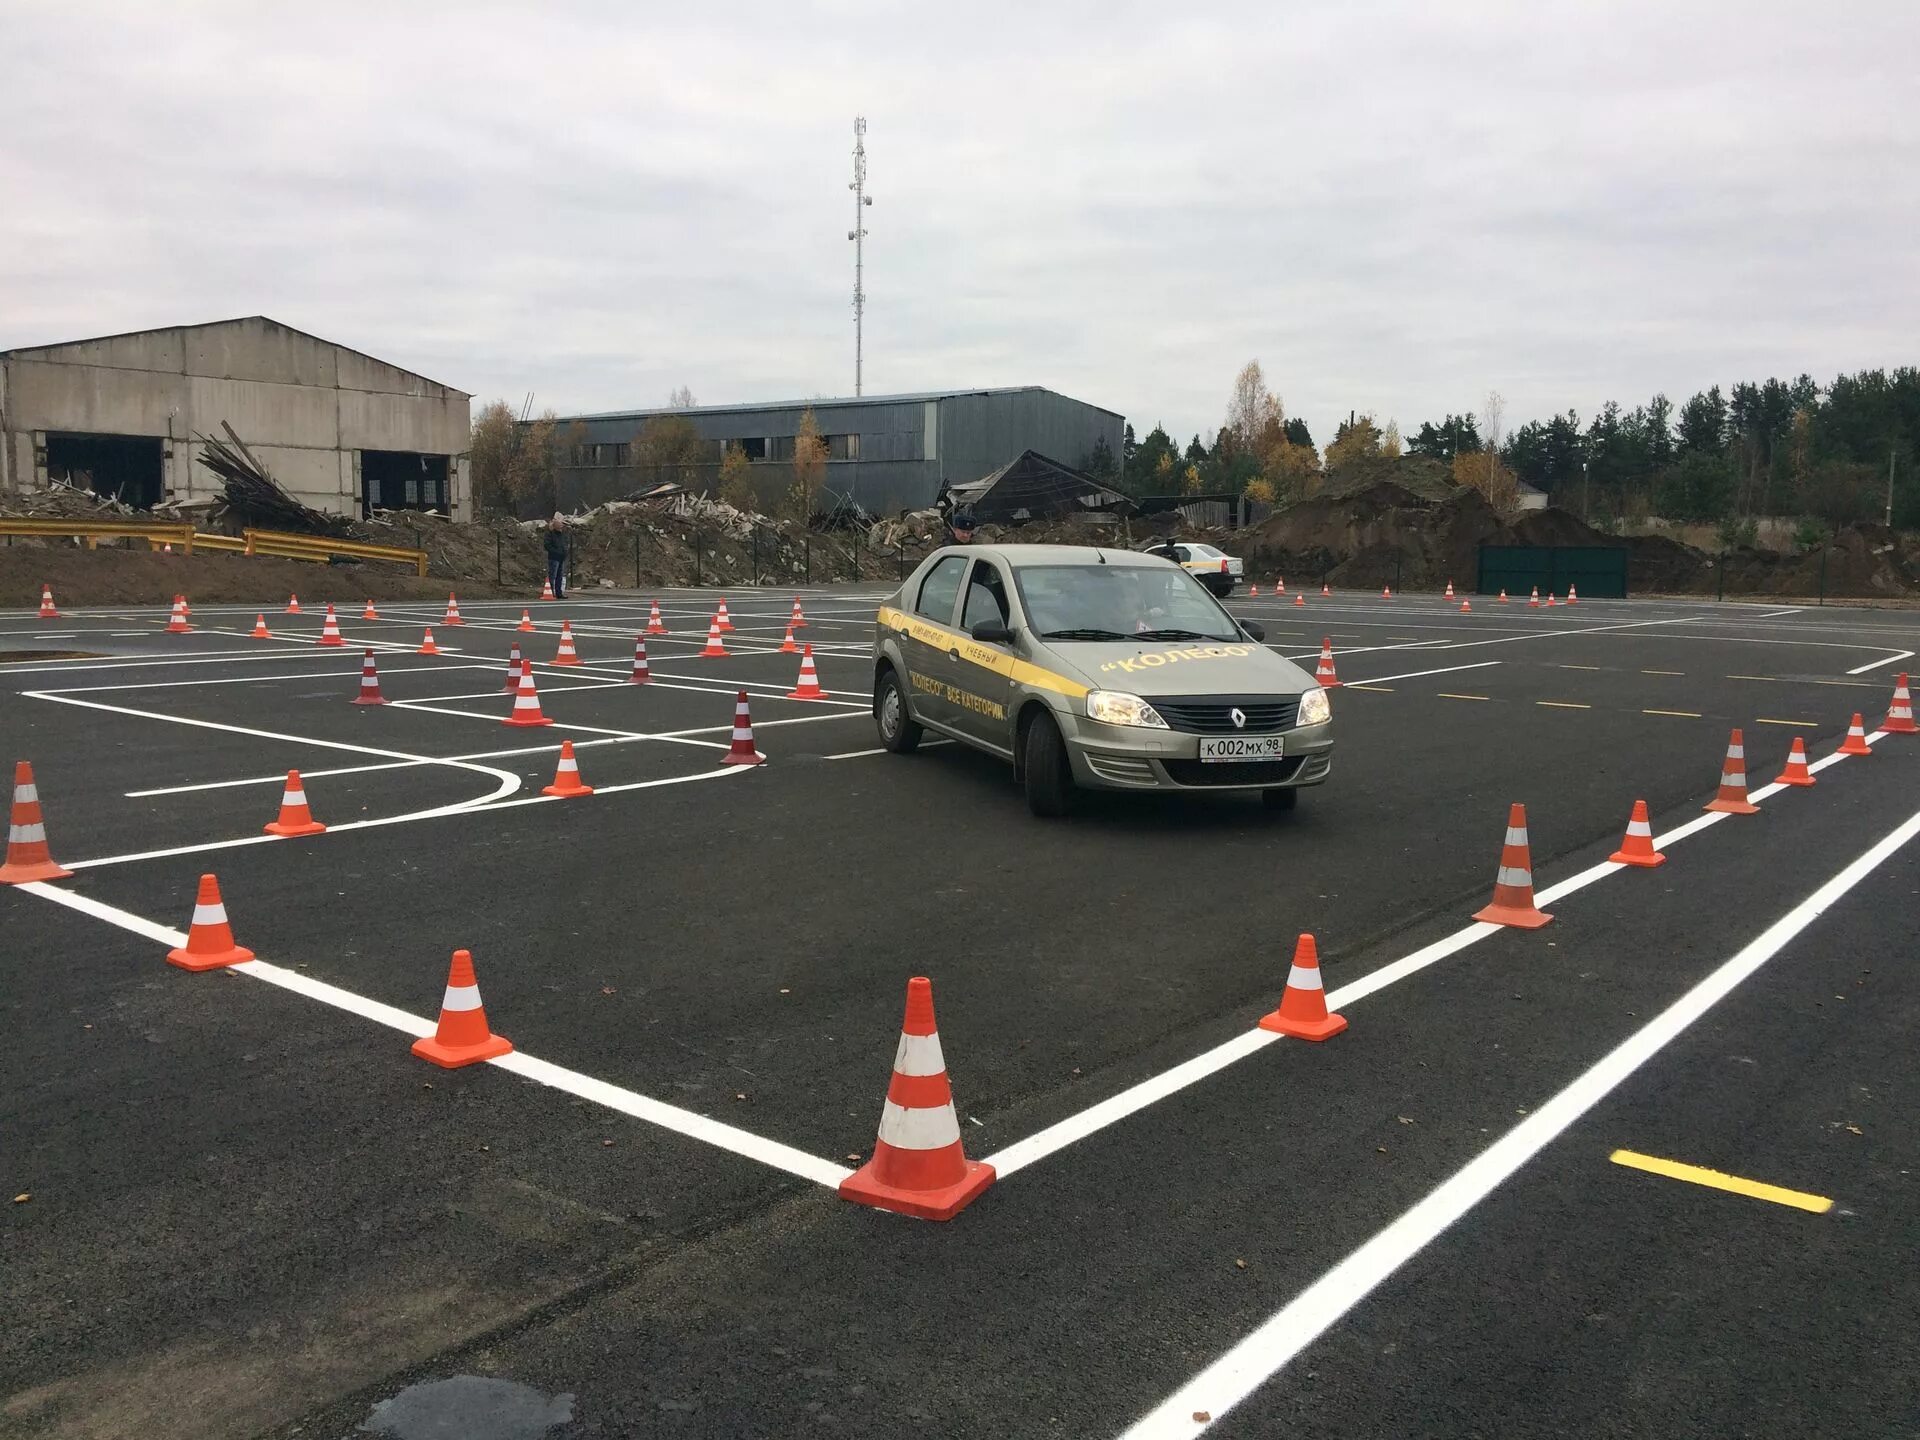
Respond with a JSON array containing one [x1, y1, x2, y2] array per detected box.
[[1022, 711, 1073, 817], [874, 666, 922, 753]]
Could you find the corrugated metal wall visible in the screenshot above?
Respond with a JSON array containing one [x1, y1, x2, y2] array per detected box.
[[937, 391, 1124, 492]]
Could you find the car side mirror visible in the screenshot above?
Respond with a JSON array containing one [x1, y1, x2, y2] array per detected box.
[[969, 619, 1013, 645], [1240, 620, 1266, 642]]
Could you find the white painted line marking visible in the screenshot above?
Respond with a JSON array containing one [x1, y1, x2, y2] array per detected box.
[[1753, 607, 1804, 618], [1116, 799, 1920, 1437], [1847, 649, 1913, 675], [13, 881, 850, 1188], [1349, 660, 1502, 686]]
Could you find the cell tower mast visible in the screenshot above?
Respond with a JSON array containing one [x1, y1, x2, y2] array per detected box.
[[848, 116, 872, 396]]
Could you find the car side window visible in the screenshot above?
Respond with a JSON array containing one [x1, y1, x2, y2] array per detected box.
[[915, 555, 968, 625], [960, 561, 1010, 633], [1172, 546, 1191, 564]]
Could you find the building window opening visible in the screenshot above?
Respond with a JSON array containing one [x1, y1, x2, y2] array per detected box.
[[363, 450, 450, 516], [45, 432, 164, 508]]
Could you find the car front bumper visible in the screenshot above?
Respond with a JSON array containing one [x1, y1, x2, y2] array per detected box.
[[1053, 712, 1334, 792]]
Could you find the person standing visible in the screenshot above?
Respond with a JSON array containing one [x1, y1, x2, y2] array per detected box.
[[544, 514, 569, 600]]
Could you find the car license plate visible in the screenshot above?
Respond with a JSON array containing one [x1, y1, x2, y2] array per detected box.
[[1199, 735, 1284, 762]]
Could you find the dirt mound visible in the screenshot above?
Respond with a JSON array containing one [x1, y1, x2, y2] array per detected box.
[[1236, 481, 1508, 589], [0, 545, 513, 610]]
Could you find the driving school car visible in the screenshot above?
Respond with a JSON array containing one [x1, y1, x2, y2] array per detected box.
[[871, 542, 1333, 816], [1141, 540, 1244, 596]]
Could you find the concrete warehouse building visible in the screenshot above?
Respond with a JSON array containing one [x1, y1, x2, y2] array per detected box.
[[551, 386, 1124, 515], [0, 316, 472, 521]]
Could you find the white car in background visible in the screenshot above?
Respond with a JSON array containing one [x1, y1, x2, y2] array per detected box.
[[1141, 540, 1244, 597]]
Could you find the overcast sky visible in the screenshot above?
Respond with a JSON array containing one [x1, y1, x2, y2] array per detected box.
[[3, 1, 1914, 449]]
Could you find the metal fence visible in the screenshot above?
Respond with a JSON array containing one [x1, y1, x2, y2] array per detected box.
[[1477, 543, 1630, 598]]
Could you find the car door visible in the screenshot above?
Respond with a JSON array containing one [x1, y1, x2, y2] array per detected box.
[[951, 557, 1017, 755], [901, 553, 969, 730]]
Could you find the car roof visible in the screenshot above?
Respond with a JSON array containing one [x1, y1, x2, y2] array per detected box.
[[927, 542, 1171, 569]]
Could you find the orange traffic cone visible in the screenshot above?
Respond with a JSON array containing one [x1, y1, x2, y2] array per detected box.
[[286, 593, 302, 614], [715, 599, 735, 632], [1249, 583, 1259, 597], [363, 600, 379, 621], [721, 690, 763, 765], [1381, 585, 1392, 599], [790, 597, 807, 628], [504, 639, 524, 690], [165, 874, 255, 971], [1528, 586, 1540, 607], [787, 644, 826, 700], [1704, 729, 1759, 814], [1545, 593, 1557, 607], [698, 615, 728, 657], [417, 627, 440, 656], [1472, 803, 1553, 928], [1320, 581, 1330, 597], [0, 761, 72, 883], [264, 771, 326, 836], [165, 596, 192, 633], [540, 575, 556, 601], [352, 648, 386, 705], [630, 635, 651, 684], [1444, 580, 1455, 599], [778, 621, 801, 655], [249, 613, 272, 639], [317, 603, 344, 646], [1293, 592, 1306, 607], [542, 740, 594, 797], [1566, 584, 1578, 604], [838, 976, 994, 1221], [1608, 799, 1665, 868], [1499, 588, 1509, 603], [646, 599, 668, 635], [1314, 638, 1340, 688], [38, 584, 58, 619], [1883, 673, 1916, 734], [552, 620, 580, 666], [1774, 736, 1815, 787], [1838, 713, 1873, 756], [411, 949, 513, 1068], [517, 609, 535, 633], [1460, 600, 1472, 613], [1256, 933, 1348, 1041], [1276, 578, 1285, 594], [443, 593, 464, 626], [504, 658, 554, 727]]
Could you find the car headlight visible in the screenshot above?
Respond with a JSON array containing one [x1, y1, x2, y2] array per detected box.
[[1297, 687, 1332, 727], [1085, 690, 1169, 728]]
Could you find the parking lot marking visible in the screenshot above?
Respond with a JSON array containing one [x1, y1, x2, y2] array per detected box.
[[1555, 664, 1605, 671], [1727, 674, 1878, 688], [1608, 1150, 1833, 1213], [1117, 800, 1920, 1437], [1642, 669, 1685, 676], [1644, 708, 1702, 718], [1846, 648, 1914, 675], [1354, 661, 1501, 685], [13, 880, 850, 1188], [1536, 701, 1590, 710], [1755, 717, 1817, 727], [1437, 692, 1491, 702], [1343, 684, 1393, 692]]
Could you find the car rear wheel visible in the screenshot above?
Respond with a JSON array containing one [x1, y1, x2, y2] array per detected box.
[[1022, 712, 1073, 817], [1262, 786, 1299, 812], [874, 666, 922, 753]]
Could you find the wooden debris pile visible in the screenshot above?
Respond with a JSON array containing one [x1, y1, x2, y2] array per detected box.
[[194, 422, 349, 535]]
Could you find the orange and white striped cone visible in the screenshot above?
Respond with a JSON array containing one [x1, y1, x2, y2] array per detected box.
[[646, 599, 668, 635], [552, 620, 581, 666], [363, 600, 379, 621], [630, 635, 651, 684], [1314, 638, 1340, 688], [1545, 593, 1557, 607], [1248, 584, 1259, 598], [789, 597, 807, 628], [1460, 599, 1472, 613], [38, 584, 58, 619], [1528, 586, 1540, 608], [517, 609, 535, 633], [1293, 593, 1306, 607], [0, 761, 72, 884], [504, 658, 555, 728], [838, 976, 994, 1221], [787, 644, 826, 700], [540, 575, 556, 601], [1320, 581, 1330, 597], [1608, 799, 1665, 868], [1381, 585, 1392, 599], [417, 627, 440, 656], [778, 621, 801, 655], [698, 615, 728, 658], [1837, 712, 1873, 756], [264, 770, 327, 836], [1882, 673, 1916, 734], [715, 599, 735, 632], [1704, 728, 1759, 814], [286, 593, 302, 614], [1276, 578, 1286, 594], [1472, 803, 1553, 928], [721, 690, 764, 765], [165, 596, 192, 633], [1256, 933, 1347, 1041], [443, 593, 464, 626], [542, 739, 595, 797], [1566, 584, 1578, 604], [352, 648, 387, 706], [1498, 588, 1509, 603], [165, 874, 255, 971], [411, 949, 513, 1068], [317, 604, 344, 646], [249, 613, 272, 639], [1774, 736, 1815, 787], [1444, 580, 1455, 599], [503, 639, 524, 690]]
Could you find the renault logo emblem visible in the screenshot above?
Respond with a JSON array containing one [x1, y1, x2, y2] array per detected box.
[[1229, 707, 1247, 729]]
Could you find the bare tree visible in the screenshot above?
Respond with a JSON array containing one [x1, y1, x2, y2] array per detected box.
[[1481, 390, 1506, 497], [1226, 360, 1283, 454], [668, 385, 698, 409]]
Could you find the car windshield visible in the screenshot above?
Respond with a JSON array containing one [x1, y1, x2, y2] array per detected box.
[[1013, 562, 1241, 641]]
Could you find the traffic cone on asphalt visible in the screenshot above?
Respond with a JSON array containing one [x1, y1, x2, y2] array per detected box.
[[1256, 933, 1348, 1041], [1608, 799, 1666, 868], [1249, 584, 1259, 597], [541, 740, 594, 797], [165, 874, 254, 971], [352, 649, 386, 705], [0, 761, 71, 884], [698, 616, 728, 657], [787, 645, 826, 700], [504, 639, 524, 690], [715, 599, 735, 632], [1460, 600, 1472, 613], [646, 599, 668, 635], [721, 690, 764, 765], [286, 594, 301, 614], [363, 600, 379, 621], [1314, 638, 1340, 687], [838, 976, 994, 1221], [1499, 589, 1509, 603], [1566, 584, 1579, 604], [1294, 593, 1306, 607], [504, 659, 554, 728], [630, 635, 651, 684], [38, 584, 58, 619], [1529, 586, 1540, 608], [1704, 729, 1760, 814], [317, 604, 344, 646], [790, 597, 807, 628], [552, 620, 580, 666], [165, 596, 191, 633], [517, 609, 535, 633], [1381, 585, 1392, 599], [1774, 737, 1815, 787], [249, 613, 272, 639], [264, 771, 326, 836], [1838, 713, 1873, 756], [443, 593, 464, 626], [1444, 580, 1455, 599], [411, 950, 513, 1068], [1276, 578, 1286, 594], [1472, 803, 1553, 928], [778, 621, 800, 654], [417, 627, 441, 655], [1882, 674, 1917, 734], [540, 576, 556, 601]]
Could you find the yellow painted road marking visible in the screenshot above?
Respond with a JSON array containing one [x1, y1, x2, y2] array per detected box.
[[1345, 684, 1394, 692], [1437, 693, 1491, 701], [1756, 717, 1817, 727], [1644, 708, 1702, 718], [1537, 700, 1590, 709], [1642, 669, 1684, 676], [1609, 1150, 1832, 1213], [1556, 664, 1605, 671]]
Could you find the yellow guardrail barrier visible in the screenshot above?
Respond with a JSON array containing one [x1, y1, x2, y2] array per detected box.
[[241, 528, 428, 576], [0, 517, 426, 575], [190, 532, 250, 554], [0, 517, 198, 552]]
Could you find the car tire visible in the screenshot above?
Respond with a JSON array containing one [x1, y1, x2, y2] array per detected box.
[[874, 666, 922, 753], [1022, 712, 1073, 818], [1262, 786, 1299, 812]]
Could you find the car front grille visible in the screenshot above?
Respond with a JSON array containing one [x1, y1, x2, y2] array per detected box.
[[1083, 753, 1159, 786], [1161, 757, 1305, 787], [1151, 696, 1300, 734]]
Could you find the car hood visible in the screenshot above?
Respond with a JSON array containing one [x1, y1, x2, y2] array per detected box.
[[1037, 638, 1317, 696]]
